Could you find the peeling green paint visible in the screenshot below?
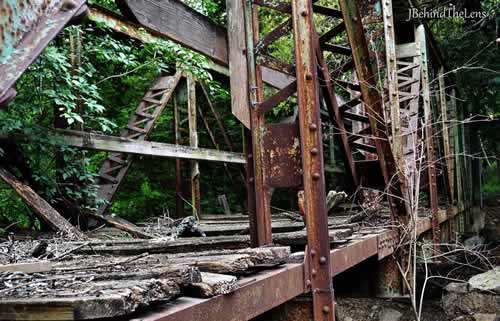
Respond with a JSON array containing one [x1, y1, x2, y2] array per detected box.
[[0, 1, 60, 64]]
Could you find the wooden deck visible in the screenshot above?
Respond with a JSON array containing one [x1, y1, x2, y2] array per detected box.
[[0, 206, 464, 321]]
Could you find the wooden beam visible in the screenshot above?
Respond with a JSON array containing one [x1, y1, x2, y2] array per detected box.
[[0, 167, 86, 240], [88, 5, 229, 76], [112, 0, 291, 84], [187, 74, 201, 217], [3, 130, 246, 164], [115, 0, 228, 66], [173, 95, 185, 219], [225, 0, 251, 128]]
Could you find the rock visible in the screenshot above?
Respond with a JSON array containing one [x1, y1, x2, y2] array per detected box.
[[443, 272, 500, 320], [464, 235, 485, 249], [469, 267, 500, 294], [445, 282, 469, 293], [380, 308, 403, 321]]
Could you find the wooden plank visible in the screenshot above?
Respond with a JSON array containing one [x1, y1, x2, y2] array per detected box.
[[86, 214, 154, 239], [4, 130, 246, 164], [116, 0, 228, 65], [0, 262, 53, 273], [187, 272, 238, 298], [0, 265, 200, 321], [225, 0, 251, 127], [0, 167, 86, 240]]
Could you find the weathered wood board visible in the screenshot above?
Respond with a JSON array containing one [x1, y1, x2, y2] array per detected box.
[[0, 247, 290, 320], [0, 167, 86, 240]]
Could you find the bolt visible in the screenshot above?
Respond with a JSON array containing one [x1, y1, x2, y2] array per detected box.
[[323, 306, 331, 314], [313, 173, 320, 180], [249, 177, 255, 183], [310, 148, 319, 155], [319, 256, 327, 264], [309, 123, 317, 131], [247, 153, 253, 159], [310, 249, 317, 256], [306, 279, 311, 287], [311, 269, 317, 276]]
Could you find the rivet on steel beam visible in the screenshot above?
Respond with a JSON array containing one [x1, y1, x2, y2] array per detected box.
[[311, 269, 317, 276], [313, 173, 320, 180], [323, 306, 331, 314], [310, 148, 319, 155], [310, 249, 317, 256], [306, 279, 311, 287], [249, 177, 255, 183], [309, 123, 317, 131], [247, 153, 253, 159], [319, 256, 327, 264]]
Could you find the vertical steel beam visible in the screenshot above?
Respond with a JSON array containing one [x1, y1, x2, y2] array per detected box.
[[382, 0, 403, 173], [438, 67, 456, 240], [244, 0, 273, 245], [291, 0, 335, 320], [187, 74, 201, 218], [416, 25, 440, 250], [244, 127, 259, 247], [173, 94, 185, 218]]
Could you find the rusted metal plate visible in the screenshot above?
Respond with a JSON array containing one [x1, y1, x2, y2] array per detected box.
[[262, 122, 302, 188], [377, 230, 398, 260], [331, 235, 379, 276], [0, 0, 86, 101]]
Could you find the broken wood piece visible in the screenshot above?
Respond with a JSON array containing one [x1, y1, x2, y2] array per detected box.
[[72, 235, 252, 256], [217, 195, 232, 215], [326, 190, 348, 211], [0, 261, 53, 273], [0, 264, 200, 320], [187, 272, 238, 298], [298, 190, 347, 218], [166, 247, 290, 275], [346, 207, 379, 223], [85, 213, 154, 239], [273, 228, 353, 246], [0, 167, 86, 240]]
